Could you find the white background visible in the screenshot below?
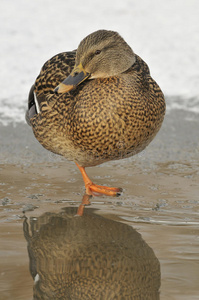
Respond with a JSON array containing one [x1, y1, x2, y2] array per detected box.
[[0, 0, 199, 124]]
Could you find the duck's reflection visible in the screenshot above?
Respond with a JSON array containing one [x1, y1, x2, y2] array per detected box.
[[23, 206, 160, 299]]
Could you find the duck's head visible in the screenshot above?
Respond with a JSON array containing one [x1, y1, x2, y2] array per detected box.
[[54, 30, 135, 93]]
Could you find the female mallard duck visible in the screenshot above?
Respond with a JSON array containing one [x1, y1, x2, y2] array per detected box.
[[26, 30, 165, 197]]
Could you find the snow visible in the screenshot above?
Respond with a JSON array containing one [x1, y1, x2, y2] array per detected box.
[[0, 0, 199, 125]]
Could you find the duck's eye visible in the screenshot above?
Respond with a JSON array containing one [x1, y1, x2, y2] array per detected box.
[[95, 50, 101, 55]]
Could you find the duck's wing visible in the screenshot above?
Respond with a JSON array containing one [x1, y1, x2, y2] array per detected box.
[[26, 51, 76, 124], [35, 51, 76, 96]]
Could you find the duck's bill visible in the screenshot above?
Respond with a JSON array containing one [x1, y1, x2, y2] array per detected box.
[[54, 64, 90, 94]]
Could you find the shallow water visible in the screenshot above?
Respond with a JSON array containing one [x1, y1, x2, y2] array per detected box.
[[1, 108, 199, 299], [1, 158, 199, 299]]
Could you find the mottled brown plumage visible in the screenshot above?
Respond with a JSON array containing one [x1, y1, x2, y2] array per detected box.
[[26, 30, 165, 196]]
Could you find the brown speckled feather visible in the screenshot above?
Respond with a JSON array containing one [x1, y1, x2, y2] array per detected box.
[[27, 33, 165, 168]]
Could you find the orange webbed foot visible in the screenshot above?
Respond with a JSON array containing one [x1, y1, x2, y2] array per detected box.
[[86, 183, 122, 197], [76, 162, 123, 197]]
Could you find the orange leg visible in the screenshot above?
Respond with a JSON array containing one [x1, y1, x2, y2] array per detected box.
[[76, 163, 122, 197], [76, 194, 91, 216]]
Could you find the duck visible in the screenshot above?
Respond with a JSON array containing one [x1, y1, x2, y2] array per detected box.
[[26, 29, 166, 197]]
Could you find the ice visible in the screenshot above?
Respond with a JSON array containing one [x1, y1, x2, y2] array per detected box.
[[0, 0, 199, 125]]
